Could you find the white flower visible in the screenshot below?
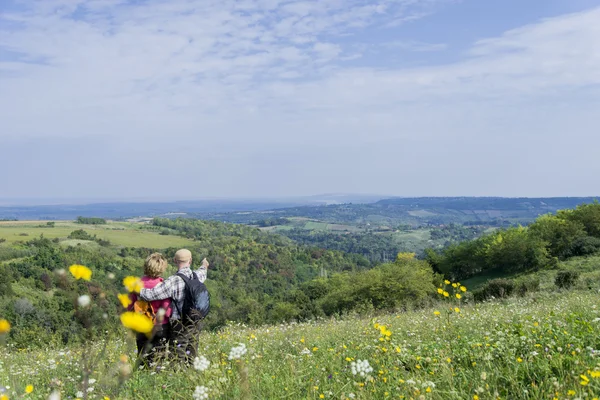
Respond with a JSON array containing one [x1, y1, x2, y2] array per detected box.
[[48, 391, 61, 400], [228, 343, 247, 360], [77, 295, 91, 308], [193, 356, 210, 372], [350, 359, 373, 377], [193, 385, 209, 400], [107, 273, 115, 279], [300, 348, 311, 355], [75, 391, 84, 398], [88, 379, 96, 385]]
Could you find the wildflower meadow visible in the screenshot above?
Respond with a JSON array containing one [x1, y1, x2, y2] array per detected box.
[[1, 265, 600, 399]]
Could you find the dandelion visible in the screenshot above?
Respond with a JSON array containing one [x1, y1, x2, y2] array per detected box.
[[69, 265, 92, 281], [118, 294, 132, 308], [580, 375, 590, 386], [446, 358, 451, 363], [460, 286, 467, 292], [123, 276, 144, 293], [25, 385, 33, 394], [320, 395, 325, 399], [228, 343, 247, 360], [0, 319, 10, 334], [351, 359, 374, 377], [444, 280, 451, 285], [456, 294, 462, 299], [568, 390, 576, 396], [194, 356, 210, 372], [193, 386, 209, 400], [434, 311, 441, 316], [443, 291, 449, 297], [437, 288, 444, 294], [454, 307, 460, 313], [77, 295, 91, 308], [0, 396, 7, 400], [517, 357, 523, 363], [120, 312, 153, 334]]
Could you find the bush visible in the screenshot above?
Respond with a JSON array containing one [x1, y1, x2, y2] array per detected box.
[[68, 229, 95, 241], [569, 236, 600, 257], [515, 276, 540, 296], [473, 279, 515, 301], [555, 270, 580, 289]]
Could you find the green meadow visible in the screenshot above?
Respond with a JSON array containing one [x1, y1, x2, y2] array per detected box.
[[0, 221, 194, 248]]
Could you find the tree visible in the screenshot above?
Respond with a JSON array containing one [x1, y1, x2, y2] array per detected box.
[[528, 214, 586, 258]]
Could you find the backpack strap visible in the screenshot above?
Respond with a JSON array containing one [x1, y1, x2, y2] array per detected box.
[[174, 272, 198, 320]]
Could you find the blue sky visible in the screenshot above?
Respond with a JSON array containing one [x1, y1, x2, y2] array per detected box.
[[1, 0, 599, 200]]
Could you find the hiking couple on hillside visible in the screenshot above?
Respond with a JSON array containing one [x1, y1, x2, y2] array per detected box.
[[128, 249, 210, 364]]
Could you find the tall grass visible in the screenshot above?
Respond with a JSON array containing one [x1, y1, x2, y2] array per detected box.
[[2, 289, 600, 399]]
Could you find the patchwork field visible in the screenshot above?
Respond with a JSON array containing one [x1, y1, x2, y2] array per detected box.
[[0, 221, 194, 248]]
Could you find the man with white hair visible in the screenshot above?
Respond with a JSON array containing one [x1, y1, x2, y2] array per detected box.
[[139, 248, 208, 361]]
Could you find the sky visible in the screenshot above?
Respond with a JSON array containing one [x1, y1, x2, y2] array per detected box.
[[1, 0, 600, 200]]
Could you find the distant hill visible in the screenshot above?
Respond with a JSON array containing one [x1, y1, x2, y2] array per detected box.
[[194, 197, 600, 227], [0, 194, 386, 220]]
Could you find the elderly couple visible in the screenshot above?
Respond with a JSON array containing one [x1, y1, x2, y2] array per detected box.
[[129, 248, 209, 363]]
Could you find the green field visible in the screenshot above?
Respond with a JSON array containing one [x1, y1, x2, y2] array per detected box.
[[2, 288, 600, 399], [0, 221, 194, 248]]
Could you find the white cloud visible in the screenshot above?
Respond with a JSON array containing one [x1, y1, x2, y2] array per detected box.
[[0, 1, 599, 197]]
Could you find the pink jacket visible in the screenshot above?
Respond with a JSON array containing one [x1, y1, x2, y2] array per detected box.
[[128, 276, 172, 325]]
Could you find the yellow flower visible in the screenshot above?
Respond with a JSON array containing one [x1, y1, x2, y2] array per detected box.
[[590, 370, 600, 378], [446, 358, 451, 363], [454, 307, 460, 313], [320, 395, 324, 399], [345, 357, 352, 362], [455, 294, 462, 299], [517, 357, 523, 363], [0, 319, 10, 334], [426, 387, 431, 393], [0, 395, 8, 400], [25, 385, 34, 394], [120, 312, 153, 334], [118, 294, 132, 308], [444, 280, 451, 285], [123, 276, 144, 293], [312, 347, 318, 352], [443, 291, 449, 297], [434, 311, 441, 316], [473, 396, 479, 400], [568, 390, 576, 396], [69, 264, 92, 281], [452, 283, 458, 288], [460, 286, 467, 292], [581, 375, 590, 385], [437, 288, 444, 294], [300, 338, 305, 343]]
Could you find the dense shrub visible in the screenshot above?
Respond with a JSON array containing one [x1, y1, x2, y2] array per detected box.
[[569, 236, 600, 257], [514, 276, 540, 296], [555, 270, 580, 289], [473, 279, 515, 301]]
